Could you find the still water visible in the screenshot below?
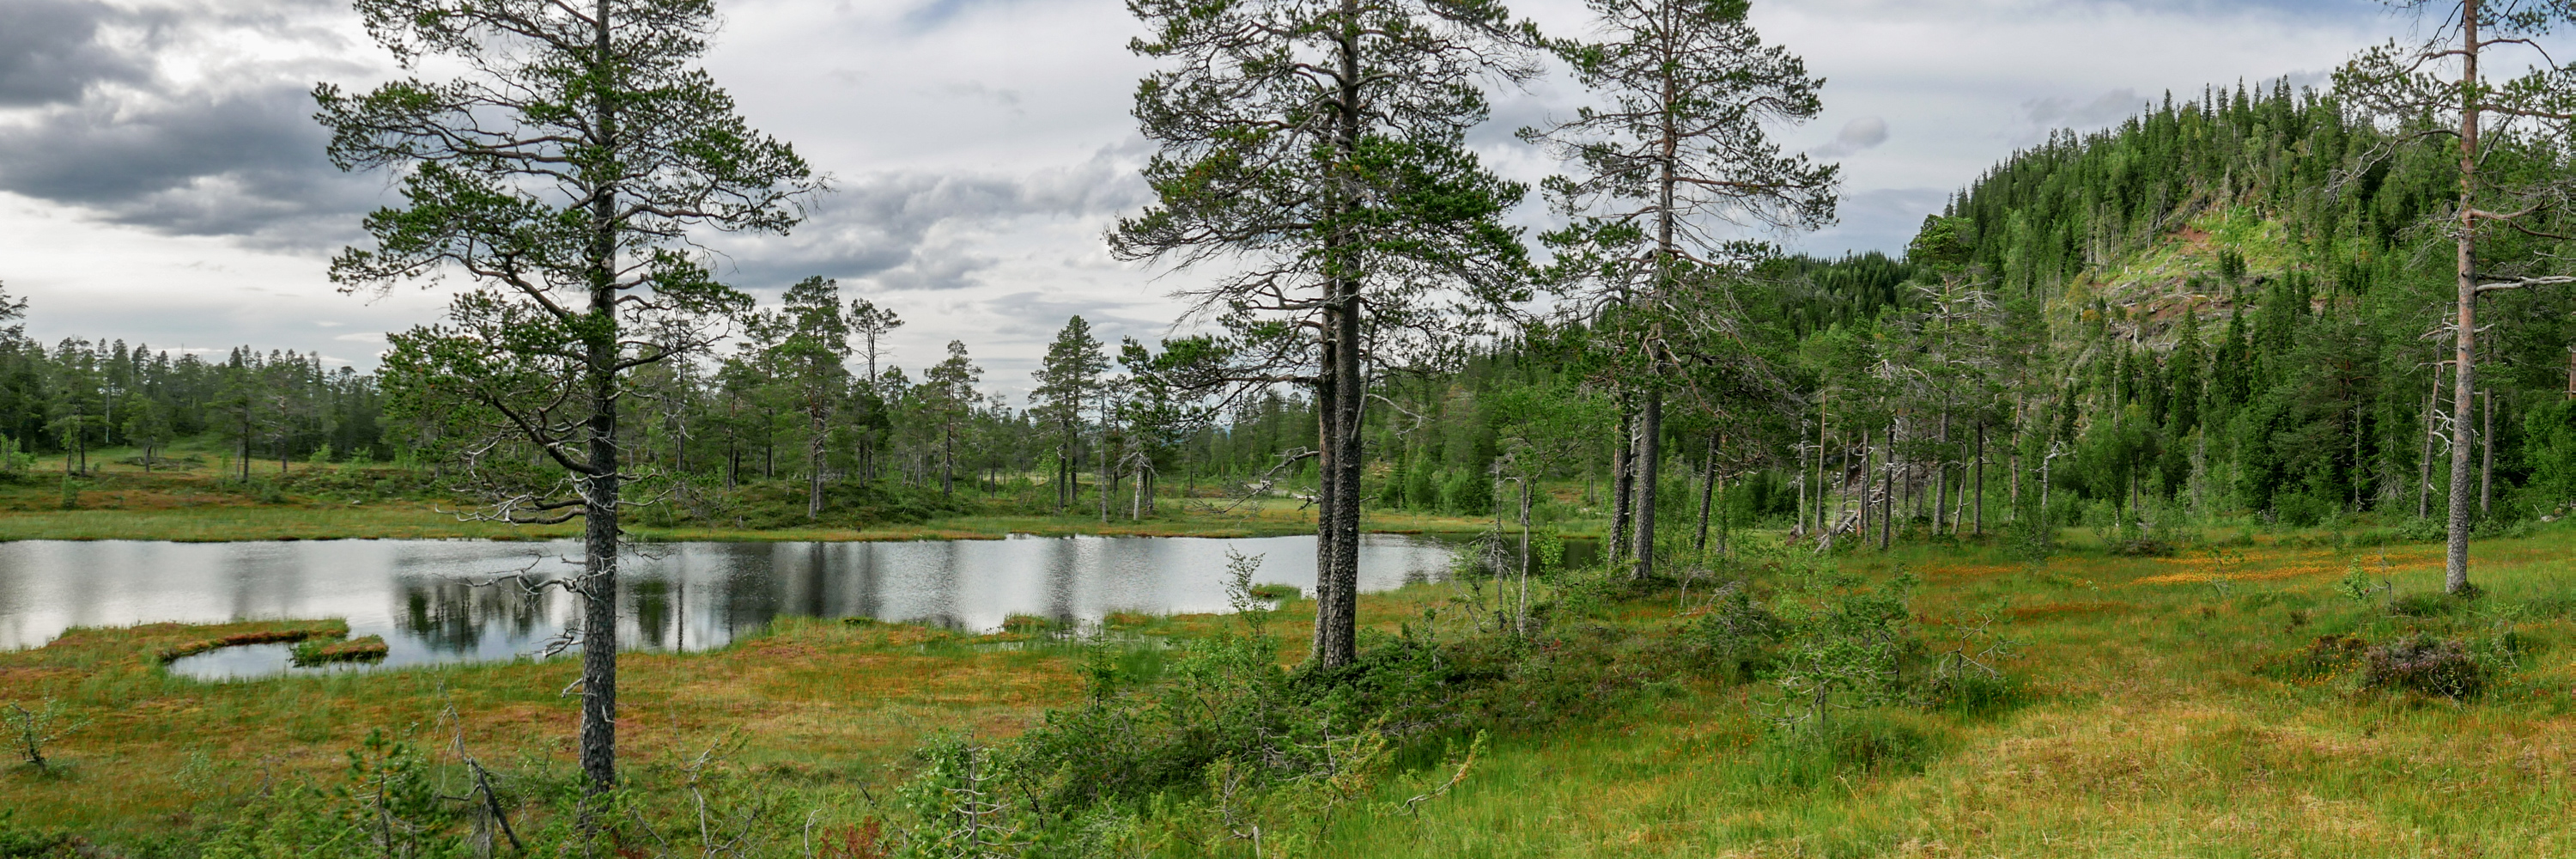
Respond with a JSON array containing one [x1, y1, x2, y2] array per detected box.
[[0, 534, 1464, 679]]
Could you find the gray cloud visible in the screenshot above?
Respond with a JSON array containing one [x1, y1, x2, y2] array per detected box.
[[0, 0, 143, 107], [2021, 88, 2149, 137], [0, 83, 374, 247], [1811, 115, 1889, 158], [712, 140, 1148, 289]]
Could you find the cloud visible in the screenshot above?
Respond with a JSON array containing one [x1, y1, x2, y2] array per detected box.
[[709, 140, 1148, 289], [2022, 88, 2149, 134], [1811, 115, 1890, 158], [0, 0, 143, 107], [0, 83, 374, 247]]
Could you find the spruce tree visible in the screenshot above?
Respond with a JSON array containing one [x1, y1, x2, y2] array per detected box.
[[1032, 317, 1107, 514]]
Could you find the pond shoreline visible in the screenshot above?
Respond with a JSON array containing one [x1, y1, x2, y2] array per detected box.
[[0, 503, 1582, 543]]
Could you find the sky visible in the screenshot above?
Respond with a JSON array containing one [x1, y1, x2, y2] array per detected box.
[[0, 0, 2440, 397]]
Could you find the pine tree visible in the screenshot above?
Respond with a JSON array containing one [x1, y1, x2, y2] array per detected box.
[[320, 0, 815, 795], [1525, 0, 1836, 577], [1109, 0, 1536, 667]]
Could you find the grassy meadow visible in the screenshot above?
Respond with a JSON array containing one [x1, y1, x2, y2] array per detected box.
[[1, 509, 2573, 856]]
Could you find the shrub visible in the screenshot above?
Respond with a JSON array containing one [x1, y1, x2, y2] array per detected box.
[[999, 614, 1068, 637], [2389, 591, 2466, 618], [2361, 635, 2484, 699], [2267, 633, 2367, 681], [1675, 582, 1783, 683], [2274, 493, 2333, 528], [1439, 469, 1492, 515], [0, 813, 70, 858], [1741, 715, 1938, 790], [1247, 583, 1300, 601]]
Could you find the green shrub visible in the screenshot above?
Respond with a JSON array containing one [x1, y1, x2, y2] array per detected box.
[[1741, 715, 1939, 790], [0, 812, 70, 858], [2396, 517, 2446, 543], [2390, 591, 2466, 618], [2265, 633, 2367, 681], [2362, 635, 2485, 699], [1440, 469, 1492, 515], [999, 614, 1068, 637], [1246, 583, 1299, 601], [2274, 493, 2333, 528]]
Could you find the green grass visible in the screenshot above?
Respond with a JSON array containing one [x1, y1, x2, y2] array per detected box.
[[11, 460, 2574, 853], [1304, 528, 2576, 857]]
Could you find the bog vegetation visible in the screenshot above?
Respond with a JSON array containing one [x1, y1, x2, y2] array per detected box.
[[7, 0, 2576, 854]]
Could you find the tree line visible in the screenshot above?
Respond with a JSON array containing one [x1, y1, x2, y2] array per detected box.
[[0, 288, 387, 478], [211, 0, 2576, 800]]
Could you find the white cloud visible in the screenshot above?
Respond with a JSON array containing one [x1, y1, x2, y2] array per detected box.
[[0, 0, 2453, 394]]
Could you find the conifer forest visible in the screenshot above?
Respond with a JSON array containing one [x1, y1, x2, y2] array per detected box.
[[8, 0, 2576, 856]]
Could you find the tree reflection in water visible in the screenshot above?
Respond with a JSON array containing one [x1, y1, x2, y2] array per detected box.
[[395, 575, 550, 655]]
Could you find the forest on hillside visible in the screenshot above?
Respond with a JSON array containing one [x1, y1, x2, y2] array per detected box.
[[9, 83, 2575, 546]]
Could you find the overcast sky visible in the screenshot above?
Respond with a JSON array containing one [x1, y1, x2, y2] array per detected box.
[[0, 0, 2431, 396]]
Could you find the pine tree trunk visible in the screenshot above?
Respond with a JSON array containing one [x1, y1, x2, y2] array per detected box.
[[1608, 404, 1632, 565], [2481, 389, 2494, 516], [808, 408, 825, 520], [577, 0, 622, 796], [1878, 426, 1895, 551], [2447, 0, 2482, 594], [1973, 424, 1985, 535], [1694, 433, 1717, 552], [1630, 390, 1662, 579], [1932, 413, 1949, 533], [2421, 366, 2440, 519]]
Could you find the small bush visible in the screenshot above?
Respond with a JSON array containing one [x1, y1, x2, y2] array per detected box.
[[999, 614, 1068, 637], [0, 812, 71, 858], [1675, 582, 1783, 683], [2266, 633, 2367, 681], [1742, 716, 1938, 790], [2275, 493, 2334, 528], [1923, 669, 2026, 716], [2107, 535, 2178, 557], [2362, 635, 2484, 699], [1246, 583, 1300, 601], [2390, 591, 2467, 618]]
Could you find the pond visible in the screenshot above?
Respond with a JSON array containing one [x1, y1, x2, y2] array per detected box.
[[0, 534, 1484, 679]]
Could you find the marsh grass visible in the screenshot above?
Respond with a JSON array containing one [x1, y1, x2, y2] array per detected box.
[[6, 522, 2576, 855], [0, 452, 1516, 542]]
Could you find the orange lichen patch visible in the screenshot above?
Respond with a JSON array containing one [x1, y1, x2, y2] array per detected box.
[[2131, 564, 2340, 585], [2008, 601, 2129, 620], [1925, 564, 2020, 582]]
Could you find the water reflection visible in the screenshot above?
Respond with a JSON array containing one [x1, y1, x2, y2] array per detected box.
[[0, 534, 1468, 679]]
